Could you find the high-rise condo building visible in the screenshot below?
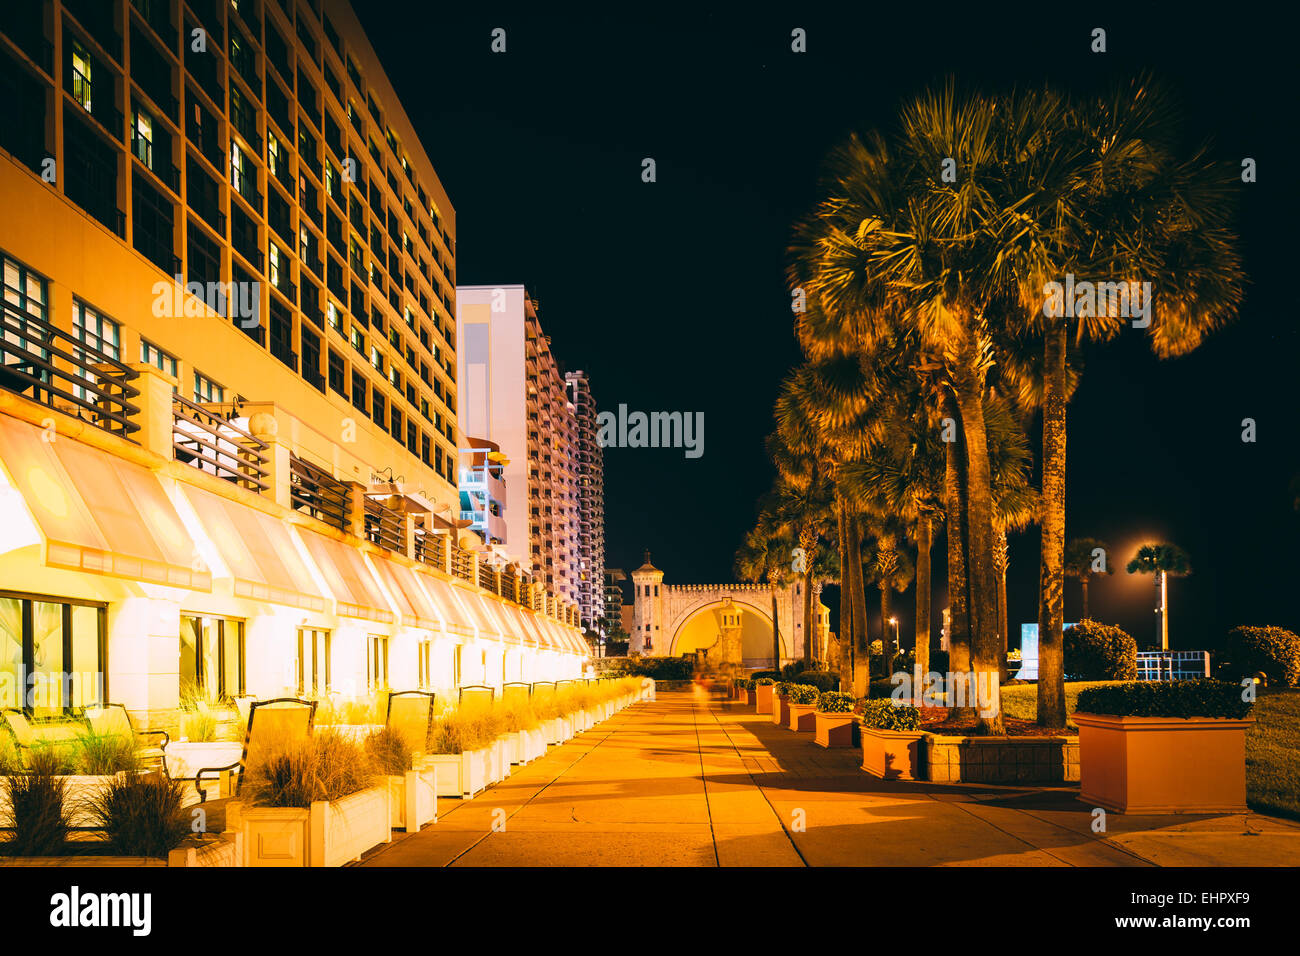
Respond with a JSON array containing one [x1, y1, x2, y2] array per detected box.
[[565, 370, 604, 632]]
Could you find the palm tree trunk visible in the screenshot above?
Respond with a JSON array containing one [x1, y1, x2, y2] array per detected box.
[[952, 360, 1004, 735], [994, 528, 1009, 683], [1037, 322, 1068, 729], [802, 566, 814, 665], [1080, 576, 1089, 620], [836, 499, 853, 692], [1159, 570, 1168, 650], [848, 515, 870, 697], [914, 514, 932, 692], [880, 582, 893, 676], [943, 389, 971, 680], [771, 585, 781, 670]]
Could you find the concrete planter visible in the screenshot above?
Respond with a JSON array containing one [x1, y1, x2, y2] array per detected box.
[[1074, 713, 1253, 813], [227, 786, 391, 866], [923, 732, 1079, 784], [860, 726, 925, 780], [167, 834, 241, 867], [494, 737, 511, 780], [814, 712, 857, 748], [420, 749, 492, 799], [755, 685, 775, 715], [788, 703, 817, 732], [385, 769, 438, 831], [772, 696, 791, 726], [745, 688, 757, 707], [521, 728, 547, 763]]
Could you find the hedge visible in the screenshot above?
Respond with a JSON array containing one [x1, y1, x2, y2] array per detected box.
[[791, 671, 839, 693], [1224, 626, 1300, 687], [1075, 679, 1253, 719], [749, 670, 782, 682], [1064, 620, 1137, 681], [787, 684, 820, 705], [859, 699, 922, 732], [815, 691, 855, 713]]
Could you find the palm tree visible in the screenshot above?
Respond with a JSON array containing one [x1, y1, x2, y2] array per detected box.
[[1126, 543, 1191, 650], [735, 521, 794, 670], [1064, 537, 1113, 620]]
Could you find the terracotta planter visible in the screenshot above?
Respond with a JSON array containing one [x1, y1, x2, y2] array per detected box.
[[755, 685, 775, 714], [772, 696, 791, 726], [814, 711, 857, 748], [860, 726, 925, 780], [745, 688, 756, 706], [1074, 713, 1253, 814], [788, 703, 817, 732]]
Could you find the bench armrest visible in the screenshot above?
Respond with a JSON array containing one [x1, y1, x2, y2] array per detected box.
[[138, 728, 170, 748], [194, 760, 242, 802]]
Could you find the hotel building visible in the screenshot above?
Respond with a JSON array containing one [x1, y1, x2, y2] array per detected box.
[[455, 285, 580, 609], [0, 0, 587, 728], [565, 370, 604, 632]]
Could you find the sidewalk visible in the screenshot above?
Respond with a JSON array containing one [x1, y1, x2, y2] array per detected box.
[[359, 689, 1300, 867]]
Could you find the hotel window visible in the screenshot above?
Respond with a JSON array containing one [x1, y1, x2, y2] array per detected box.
[[366, 635, 388, 693], [327, 300, 341, 330], [350, 325, 365, 356], [0, 592, 106, 716], [371, 392, 385, 427], [179, 615, 245, 700], [328, 348, 346, 396], [269, 298, 296, 370], [390, 406, 401, 439], [351, 369, 367, 413], [140, 338, 178, 380], [267, 129, 286, 181], [193, 371, 225, 404], [370, 344, 384, 373], [72, 301, 120, 400], [269, 241, 284, 288], [132, 106, 154, 168], [230, 143, 253, 200], [296, 628, 331, 695], [71, 41, 93, 112], [417, 640, 432, 690]]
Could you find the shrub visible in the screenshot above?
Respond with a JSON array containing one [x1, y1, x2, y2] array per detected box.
[[246, 730, 377, 808], [1064, 620, 1137, 680], [868, 679, 899, 699], [1224, 626, 1300, 687], [617, 657, 693, 681], [498, 698, 541, 732], [1076, 679, 1253, 719], [753, 677, 776, 687], [1, 749, 69, 856], [774, 681, 792, 696], [365, 727, 414, 775], [815, 691, 855, 714], [749, 670, 782, 682], [87, 773, 189, 858], [733, 678, 752, 691], [428, 706, 500, 754], [780, 661, 811, 680], [75, 729, 141, 775], [859, 699, 922, 732], [787, 684, 820, 705], [792, 671, 839, 693]]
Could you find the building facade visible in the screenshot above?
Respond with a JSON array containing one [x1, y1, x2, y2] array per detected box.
[[455, 285, 580, 607], [565, 370, 603, 632], [0, 0, 586, 728]]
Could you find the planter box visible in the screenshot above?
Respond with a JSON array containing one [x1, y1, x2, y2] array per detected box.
[[755, 685, 775, 714], [492, 737, 511, 781], [788, 703, 817, 732], [814, 712, 857, 748], [164, 741, 244, 781], [861, 727, 926, 780], [419, 750, 492, 799], [520, 728, 546, 763], [745, 689, 757, 707], [924, 732, 1079, 785], [385, 768, 438, 831], [772, 696, 791, 726], [1074, 713, 1252, 814], [227, 786, 391, 867], [168, 833, 242, 867]]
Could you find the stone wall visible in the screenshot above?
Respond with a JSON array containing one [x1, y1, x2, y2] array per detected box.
[[923, 733, 1080, 784]]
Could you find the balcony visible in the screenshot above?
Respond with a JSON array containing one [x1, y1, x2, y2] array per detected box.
[[364, 497, 404, 552], [290, 453, 350, 530], [0, 312, 140, 440], [171, 394, 269, 493]]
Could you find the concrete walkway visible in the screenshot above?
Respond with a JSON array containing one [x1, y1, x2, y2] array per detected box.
[[359, 689, 1300, 867]]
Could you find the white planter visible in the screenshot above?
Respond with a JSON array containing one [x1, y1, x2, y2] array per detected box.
[[491, 738, 511, 782], [544, 717, 568, 745], [522, 728, 546, 762], [385, 769, 438, 831], [227, 786, 391, 867], [164, 741, 244, 781], [167, 834, 242, 867], [419, 750, 491, 799]]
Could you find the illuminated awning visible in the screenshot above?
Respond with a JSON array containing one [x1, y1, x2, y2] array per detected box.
[[511, 606, 552, 649], [296, 529, 393, 623], [476, 594, 522, 645], [417, 573, 476, 638], [500, 603, 540, 647], [369, 557, 443, 631], [181, 484, 324, 611], [0, 416, 209, 589]]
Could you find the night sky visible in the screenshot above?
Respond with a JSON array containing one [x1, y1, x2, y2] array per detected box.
[[356, 4, 1298, 652]]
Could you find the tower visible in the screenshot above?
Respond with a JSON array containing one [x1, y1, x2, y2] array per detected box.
[[716, 598, 744, 679], [630, 550, 664, 655]]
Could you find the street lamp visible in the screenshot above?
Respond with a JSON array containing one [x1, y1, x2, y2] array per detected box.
[[889, 617, 899, 660]]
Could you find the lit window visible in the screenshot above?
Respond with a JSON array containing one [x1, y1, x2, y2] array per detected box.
[[370, 345, 383, 372], [367, 634, 388, 693], [72, 42, 92, 112], [193, 371, 225, 404], [132, 108, 154, 168], [327, 301, 341, 330], [140, 338, 179, 380], [350, 326, 365, 355], [268, 242, 283, 287], [72, 300, 119, 401]]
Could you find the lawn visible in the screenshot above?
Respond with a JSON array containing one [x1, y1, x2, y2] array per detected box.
[[996, 682, 1300, 820]]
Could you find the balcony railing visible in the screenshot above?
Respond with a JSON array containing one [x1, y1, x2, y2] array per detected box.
[[289, 453, 349, 531], [477, 559, 498, 594], [0, 311, 141, 439], [172, 394, 269, 492], [450, 543, 474, 583], [363, 497, 403, 552], [413, 526, 446, 569]]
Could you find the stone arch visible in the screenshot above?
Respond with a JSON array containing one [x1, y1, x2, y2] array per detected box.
[[668, 598, 787, 661]]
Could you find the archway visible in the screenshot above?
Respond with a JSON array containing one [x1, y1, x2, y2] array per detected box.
[[668, 601, 785, 665]]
